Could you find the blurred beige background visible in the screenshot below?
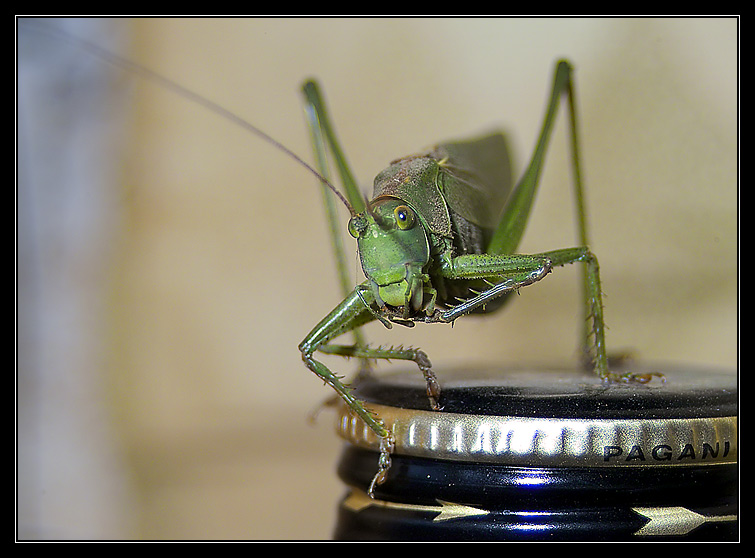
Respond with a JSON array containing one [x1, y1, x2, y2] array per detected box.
[[17, 17, 737, 540]]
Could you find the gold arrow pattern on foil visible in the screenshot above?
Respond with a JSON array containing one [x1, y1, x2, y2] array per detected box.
[[632, 506, 737, 536], [343, 489, 490, 522]]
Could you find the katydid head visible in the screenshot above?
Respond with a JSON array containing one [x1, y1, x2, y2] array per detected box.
[[348, 197, 431, 314]]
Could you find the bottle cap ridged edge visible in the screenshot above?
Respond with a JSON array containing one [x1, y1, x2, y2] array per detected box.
[[336, 402, 737, 467]]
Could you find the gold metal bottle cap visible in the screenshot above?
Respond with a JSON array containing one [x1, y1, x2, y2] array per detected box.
[[335, 366, 737, 468]]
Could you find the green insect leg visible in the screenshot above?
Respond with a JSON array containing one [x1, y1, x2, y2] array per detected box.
[[438, 247, 651, 383], [299, 288, 386, 429], [299, 285, 401, 496], [481, 62, 656, 383], [318, 343, 440, 411], [534, 248, 661, 384], [487, 61, 583, 256], [439, 253, 553, 321], [483, 62, 597, 362], [536, 247, 609, 379], [302, 80, 373, 380], [301, 80, 364, 213]]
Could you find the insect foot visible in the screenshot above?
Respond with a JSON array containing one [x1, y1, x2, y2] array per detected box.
[[417, 354, 442, 411], [368, 432, 396, 498], [373, 344, 442, 411], [602, 371, 666, 384], [399, 346, 441, 411]]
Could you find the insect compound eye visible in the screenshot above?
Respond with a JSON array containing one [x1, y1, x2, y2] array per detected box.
[[393, 205, 416, 230]]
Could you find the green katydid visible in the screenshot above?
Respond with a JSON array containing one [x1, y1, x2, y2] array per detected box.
[[298, 61, 661, 496], [22, 22, 660, 497]]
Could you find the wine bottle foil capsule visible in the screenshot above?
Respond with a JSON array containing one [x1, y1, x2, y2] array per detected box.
[[332, 365, 737, 541]]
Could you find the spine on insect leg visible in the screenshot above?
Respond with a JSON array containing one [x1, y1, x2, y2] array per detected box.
[[437, 252, 553, 321], [538, 247, 609, 378]]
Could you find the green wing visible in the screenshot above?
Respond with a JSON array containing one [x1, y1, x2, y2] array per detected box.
[[431, 132, 513, 231]]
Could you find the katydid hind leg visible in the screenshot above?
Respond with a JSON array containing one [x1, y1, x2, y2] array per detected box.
[[302, 80, 373, 378], [486, 61, 599, 364], [486, 61, 653, 383]]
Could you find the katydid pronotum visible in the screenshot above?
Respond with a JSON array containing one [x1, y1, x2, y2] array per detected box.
[[25, 23, 662, 498]]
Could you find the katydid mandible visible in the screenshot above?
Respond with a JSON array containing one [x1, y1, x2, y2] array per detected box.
[[298, 61, 660, 496]]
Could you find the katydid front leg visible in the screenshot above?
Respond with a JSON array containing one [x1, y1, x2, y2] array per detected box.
[[437, 247, 660, 383], [437, 248, 610, 378], [298, 283, 440, 496]]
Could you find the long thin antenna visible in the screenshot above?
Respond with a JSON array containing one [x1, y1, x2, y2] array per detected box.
[[21, 20, 356, 215]]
